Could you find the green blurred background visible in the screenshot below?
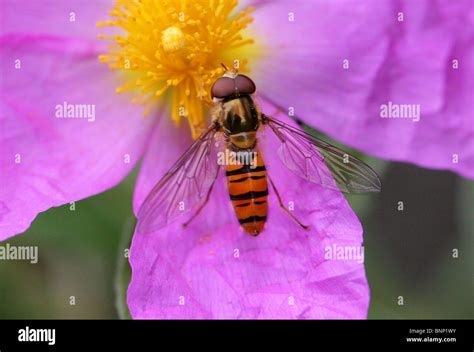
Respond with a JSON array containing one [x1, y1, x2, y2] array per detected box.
[[0, 133, 473, 319]]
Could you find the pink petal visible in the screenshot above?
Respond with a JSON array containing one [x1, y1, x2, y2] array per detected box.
[[128, 100, 369, 319], [250, 0, 474, 178], [0, 35, 155, 239], [2, 0, 113, 43]]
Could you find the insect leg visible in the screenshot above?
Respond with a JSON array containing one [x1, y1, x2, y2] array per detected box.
[[267, 175, 309, 230], [182, 167, 221, 228]]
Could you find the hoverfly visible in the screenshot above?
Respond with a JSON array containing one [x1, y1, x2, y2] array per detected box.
[[137, 66, 381, 236]]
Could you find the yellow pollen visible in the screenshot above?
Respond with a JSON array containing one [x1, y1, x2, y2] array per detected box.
[[97, 0, 258, 138]]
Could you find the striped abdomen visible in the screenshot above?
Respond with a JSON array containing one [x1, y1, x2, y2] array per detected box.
[[226, 148, 268, 236]]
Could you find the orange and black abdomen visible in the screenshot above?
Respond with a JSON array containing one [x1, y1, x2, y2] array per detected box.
[[226, 149, 268, 236]]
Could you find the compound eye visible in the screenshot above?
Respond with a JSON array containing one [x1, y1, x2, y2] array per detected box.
[[234, 74, 256, 95], [211, 77, 235, 98]]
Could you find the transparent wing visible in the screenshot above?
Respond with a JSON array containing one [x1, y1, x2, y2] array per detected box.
[[137, 124, 220, 235], [264, 115, 381, 193]]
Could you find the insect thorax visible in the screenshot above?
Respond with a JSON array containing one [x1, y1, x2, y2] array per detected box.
[[214, 95, 260, 150]]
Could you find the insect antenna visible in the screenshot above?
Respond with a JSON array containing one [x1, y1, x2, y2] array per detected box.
[[220, 62, 230, 71]]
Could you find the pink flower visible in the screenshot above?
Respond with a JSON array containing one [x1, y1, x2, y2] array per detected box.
[[251, 0, 474, 178], [129, 98, 371, 318], [2, 0, 470, 319]]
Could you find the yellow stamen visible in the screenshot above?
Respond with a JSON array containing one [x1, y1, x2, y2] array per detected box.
[[98, 0, 258, 138]]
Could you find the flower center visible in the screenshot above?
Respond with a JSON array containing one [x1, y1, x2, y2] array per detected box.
[[98, 0, 257, 138]]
